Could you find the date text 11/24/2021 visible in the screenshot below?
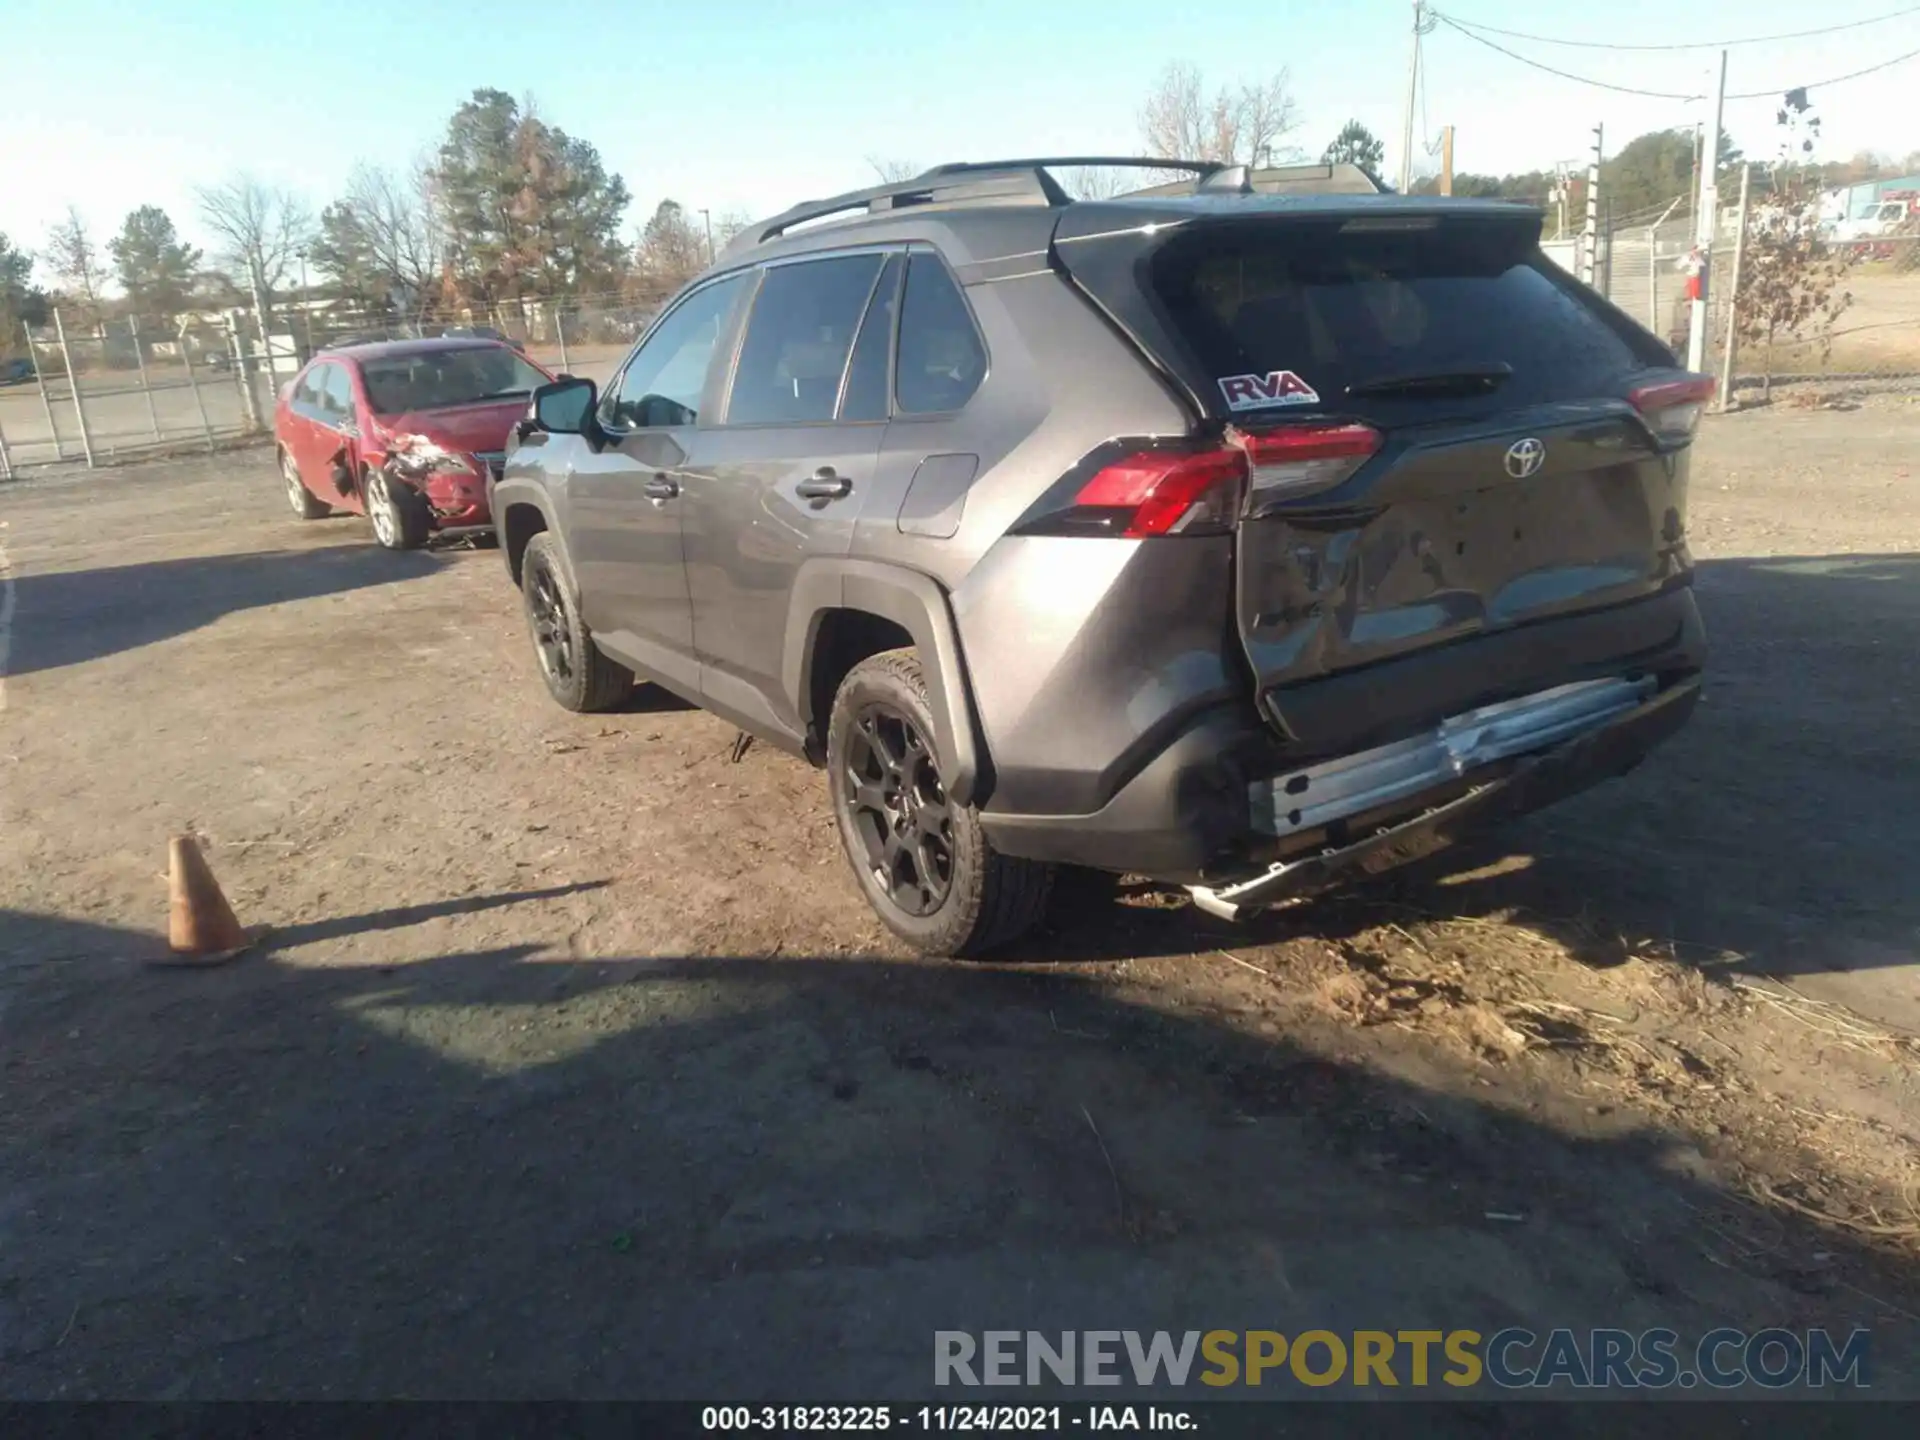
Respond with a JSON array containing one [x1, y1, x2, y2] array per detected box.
[[701, 1405, 1195, 1432]]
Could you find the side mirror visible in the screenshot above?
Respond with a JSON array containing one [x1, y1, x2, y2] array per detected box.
[[532, 376, 596, 435]]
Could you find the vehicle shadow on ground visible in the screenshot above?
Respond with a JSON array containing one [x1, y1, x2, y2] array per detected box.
[[4, 545, 443, 676], [615, 682, 698, 715], [262, 881, 614, 949], [1013, 553, 1920, 993], [0, 908, 1912, 1412]]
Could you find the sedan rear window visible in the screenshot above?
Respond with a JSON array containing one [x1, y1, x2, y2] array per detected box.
[[361, 347, 547, 416], [1151, 218, 1663, 413]]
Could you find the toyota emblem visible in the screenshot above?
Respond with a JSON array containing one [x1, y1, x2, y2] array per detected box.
[[1505, 438, 1546, 479]]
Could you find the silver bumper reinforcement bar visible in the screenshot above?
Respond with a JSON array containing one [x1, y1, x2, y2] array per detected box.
[[1189, 674, 1658, 921]]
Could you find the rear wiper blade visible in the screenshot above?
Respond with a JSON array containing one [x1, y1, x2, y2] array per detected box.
[[1346, 362, 1513, 399]]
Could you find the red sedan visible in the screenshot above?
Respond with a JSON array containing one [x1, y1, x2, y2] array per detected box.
[[273, 338, 554, 550]]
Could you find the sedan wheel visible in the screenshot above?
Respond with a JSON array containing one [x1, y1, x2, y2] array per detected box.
[[281, 450, 329, 520], [366, 469, 398, 546], [362, 466, 429, 551]]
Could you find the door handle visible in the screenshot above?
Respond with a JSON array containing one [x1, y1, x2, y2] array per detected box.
[[642, 474, 679, 501], [796, 467, 852, 501]]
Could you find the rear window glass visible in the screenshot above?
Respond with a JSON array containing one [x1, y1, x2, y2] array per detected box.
[[1151, 220, 1658, 414]]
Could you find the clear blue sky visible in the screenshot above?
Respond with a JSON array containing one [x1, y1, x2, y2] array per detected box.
[[6, 0, 1918, 281]]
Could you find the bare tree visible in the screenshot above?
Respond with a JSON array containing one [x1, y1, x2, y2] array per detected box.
[[42, 205, 109, 320], [1140, 62, 1301, 167], [1733, 184, 1851, 402], [1067, 166, 1136, 200], [710, 210, 752, 248], [867, 156, 922, 184], [353, 162, 444, 318], [1732, 97, 1853, 403], [195, 174, 312, 309]]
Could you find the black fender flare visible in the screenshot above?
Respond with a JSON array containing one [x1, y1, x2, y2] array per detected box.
[[784, 558, 986, 809], [492, 480, 572, 585]]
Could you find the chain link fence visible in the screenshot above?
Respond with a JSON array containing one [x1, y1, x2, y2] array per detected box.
[[1545, 207, 1920, 403], [6, 218, 1918, 479], [1, 310, 270, 475], [0, 286, 679, 477]]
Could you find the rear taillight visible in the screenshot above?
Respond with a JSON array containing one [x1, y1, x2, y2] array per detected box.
[[1043, 447, 1248, 538], [1234, 421, 1382, 511], [1016, 422, 1383, 538], [1629, 374, 1716, 441]]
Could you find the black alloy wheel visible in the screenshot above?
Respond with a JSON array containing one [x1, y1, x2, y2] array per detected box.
[[517, 533, 633, 713], [841, 703, 955, 918], [528, 560, 575, 689]]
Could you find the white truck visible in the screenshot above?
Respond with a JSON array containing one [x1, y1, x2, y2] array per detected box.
[[1829, 194, 1917, 256]]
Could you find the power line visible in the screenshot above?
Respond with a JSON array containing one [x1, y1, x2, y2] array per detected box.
[[1431, 14, 1713, 97], [1432, 13, 1920, 101], [1728, 45, 1920, 97], [1434, 4, 1920, 52]]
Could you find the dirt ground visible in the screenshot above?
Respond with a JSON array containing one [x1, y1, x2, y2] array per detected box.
[[3, 402, 1920, 1408]]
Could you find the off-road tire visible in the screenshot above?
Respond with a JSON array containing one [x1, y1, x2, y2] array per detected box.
[[365, 465, 431, 551], [280, 447, 331, 520], [827, 648, 1052, 958], [520, 533, 633, 713]]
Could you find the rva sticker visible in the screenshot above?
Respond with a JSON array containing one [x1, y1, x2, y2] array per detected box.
[[1218, 370, 1320, 411]]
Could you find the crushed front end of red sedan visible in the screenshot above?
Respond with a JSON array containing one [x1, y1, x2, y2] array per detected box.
[[273, 338, 554, 550]]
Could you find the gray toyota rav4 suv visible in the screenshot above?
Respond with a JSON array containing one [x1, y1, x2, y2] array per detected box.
[[491, 157, 1709, 957]]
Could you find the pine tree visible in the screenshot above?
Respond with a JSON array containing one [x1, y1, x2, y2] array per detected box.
[[108, 206, 203, 316], [1322, 121, 1385, 184], [431, 89, 630, 304]]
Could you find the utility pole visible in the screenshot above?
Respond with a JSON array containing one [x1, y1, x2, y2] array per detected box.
[[1582, 125, 1603, 284], [1717, 161, 1754, 411], [700, 208, 715, 264], [1398, 0, 1423, 193], [1687, 50, 1728, 372], [1690, 123, 1704, 225], [1440, 126, 1454, 195]]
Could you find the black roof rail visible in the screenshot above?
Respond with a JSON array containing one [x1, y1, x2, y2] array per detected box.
[[720, 157, 1232, 260], [722, 169, 1064, 260], [917, 156, 1223, 180]]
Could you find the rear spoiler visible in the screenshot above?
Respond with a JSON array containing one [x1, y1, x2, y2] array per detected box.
[[1123, 162, 1384, 199]]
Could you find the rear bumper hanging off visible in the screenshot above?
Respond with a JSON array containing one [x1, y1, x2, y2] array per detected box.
[[1187, 675, 1701, 920]]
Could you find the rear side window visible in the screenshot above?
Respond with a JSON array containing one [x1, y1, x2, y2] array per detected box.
[[1151, 220, 1660, 414], [727, 254, 885, 425], [895, 255, 986, 415], [319, 364, 355, 418]]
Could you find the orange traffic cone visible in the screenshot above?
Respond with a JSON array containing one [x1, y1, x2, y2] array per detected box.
[[150, 834, 260, 967]]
